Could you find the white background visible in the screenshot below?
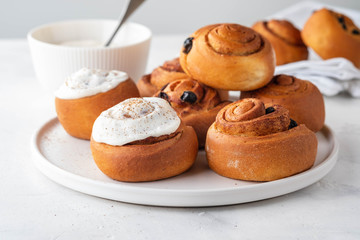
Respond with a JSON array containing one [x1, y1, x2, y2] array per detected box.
[[1, 0, 359, 38]]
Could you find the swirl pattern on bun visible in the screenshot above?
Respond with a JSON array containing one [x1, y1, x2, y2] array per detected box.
[[91, 97, 198, 182], [206, 98, 318, 181], [179, 23, 275, 91], [137, 58, 188, 97], [252, 19, 308, 65], [240, 74, 325, 132], [156, 79, 230, 147]]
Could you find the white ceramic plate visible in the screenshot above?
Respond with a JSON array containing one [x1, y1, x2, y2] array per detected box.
[[31, 117, 339, 207]]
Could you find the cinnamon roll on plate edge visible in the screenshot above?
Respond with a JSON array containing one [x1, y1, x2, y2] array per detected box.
[[205, 98, 318, 182], [155, 78, 230, 147], [90, 97, 198, 182], [240, 74, 325, 132]]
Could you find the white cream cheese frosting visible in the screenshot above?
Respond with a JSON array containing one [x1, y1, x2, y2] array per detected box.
[[55, 68, 129, 99], [92, 97, 181, 146]]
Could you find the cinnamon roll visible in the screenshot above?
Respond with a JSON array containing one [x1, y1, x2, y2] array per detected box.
[[179, 23, 276, 91], [240, 74, 325, 132], [90, 97, 198, 182], [252, 19, 308, 65], [55, 68, 139, 140], [137, 57, 229, 100], [137, 58, 188, 97], [301, 8, 360, 68], [155, 79, 230, 147], [206, 98, 318, 181]]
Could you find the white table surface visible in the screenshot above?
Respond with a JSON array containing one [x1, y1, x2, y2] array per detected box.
[[1, 35, 360, 239]]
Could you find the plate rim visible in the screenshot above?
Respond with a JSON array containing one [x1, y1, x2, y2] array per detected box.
[[31, 117, 339, 206]]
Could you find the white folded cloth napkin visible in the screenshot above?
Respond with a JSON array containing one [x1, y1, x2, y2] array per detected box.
[[275, 57, 360, 97]]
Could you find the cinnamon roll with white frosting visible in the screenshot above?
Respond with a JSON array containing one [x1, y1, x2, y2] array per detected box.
[[55, 68, 139, 140], [90, 97, 198, 182]]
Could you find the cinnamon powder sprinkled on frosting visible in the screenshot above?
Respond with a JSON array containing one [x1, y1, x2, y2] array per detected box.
[[92, 97, 181, 146]]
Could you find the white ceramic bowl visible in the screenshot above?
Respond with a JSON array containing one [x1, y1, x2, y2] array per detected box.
[[27, 19, 152, 92]]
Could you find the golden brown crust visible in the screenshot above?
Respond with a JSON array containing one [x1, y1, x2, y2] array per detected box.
[[205, 98, 318, 181], [240, 74, 325, 132], [252, 19, 308, 65], [136, 58, 188, 97], [215, 99, 289, 136], [137, 57, 230, 100], [155, 79, 230, 147], [90, 123, 198, 182], [150, 58, 186, 88], [136, 74, 158, 97], [179, 23, 276, 91], [55, 78, 140, 140], [301, 8, 360, 68]]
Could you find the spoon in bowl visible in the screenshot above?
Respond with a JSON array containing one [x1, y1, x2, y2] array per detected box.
[[104, 0, 146, 47]]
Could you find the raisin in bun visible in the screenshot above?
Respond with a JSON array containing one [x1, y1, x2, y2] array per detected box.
[[240, 74, 325, 132], [301, 8, 360, 68], [155, 79, 230, 147], [179, 23, 276, 91], [55, 68, 139, 140], [137, 58, 188, 97], [90, 97, 198, 182], [252, 19, 308, 65], [206, 98, 318, 181]]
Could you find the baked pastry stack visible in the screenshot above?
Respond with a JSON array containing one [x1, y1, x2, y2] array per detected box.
[[206, 98, 318, 181], [91, 97, 198, 182], [240, 74, 325, 132], [252, 19, 308, 65], [302, 8, 360, 68], [55, 68, 139, 140], [54, 22, 326, 183], [155, 78, 229, 147]]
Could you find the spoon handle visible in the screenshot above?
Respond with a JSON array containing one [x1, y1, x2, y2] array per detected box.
[[105, 0, 146, 47]]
